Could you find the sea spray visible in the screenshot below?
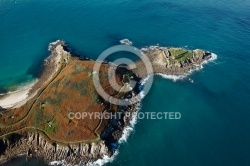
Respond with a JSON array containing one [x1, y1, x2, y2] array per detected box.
[[138, 75, 152, 99], [119, 104, 140, 144], [86, 152, 119, 166]]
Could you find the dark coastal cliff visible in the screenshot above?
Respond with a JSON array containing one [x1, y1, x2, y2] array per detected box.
[[0, 133, 109, 165]]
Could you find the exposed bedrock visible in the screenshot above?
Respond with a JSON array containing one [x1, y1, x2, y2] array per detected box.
[[132, 46, 212, 78], [0, 132, 110, 165]]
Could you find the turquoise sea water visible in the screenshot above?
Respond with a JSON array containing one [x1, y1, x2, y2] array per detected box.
[[1, 0, 250, 165]]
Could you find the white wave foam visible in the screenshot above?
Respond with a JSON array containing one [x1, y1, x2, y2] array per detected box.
[[201, 53, 218, 66], [119, 106, 139, 143], [156, 73, 186, 81], [48, 40, 62, 51], [139, 91, 145, 99], [49, 160, 67, 166], [49, 152, 119, 166], [86, 151, 119, 166], [138, 74, 154, 100], [209, 53, 218, 61], [140, 75, 151, 85], [138, 75, 151, 99]]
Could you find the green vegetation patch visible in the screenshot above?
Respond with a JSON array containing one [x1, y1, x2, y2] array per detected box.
[[169, 48, 188, 57], [169, 48, 194, 62], [176, 51, 193, 62], [45, 119, 57, 134]]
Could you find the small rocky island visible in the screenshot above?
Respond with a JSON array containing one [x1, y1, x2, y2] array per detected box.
[[0, 41, 214, 165], [133, 46, 212, 78]]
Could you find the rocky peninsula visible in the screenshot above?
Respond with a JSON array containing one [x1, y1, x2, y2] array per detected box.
[[0, 41, 215, 165], [132, 46, 213, 78]]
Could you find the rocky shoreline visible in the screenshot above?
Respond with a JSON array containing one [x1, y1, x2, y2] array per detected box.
[[29, 40, 70, 96], [0, 104, 141, 166], [0, 41, 215, 166], [0, 132, 111, 165], [0, 41, 142, 166], [132, 46, 213, 78]]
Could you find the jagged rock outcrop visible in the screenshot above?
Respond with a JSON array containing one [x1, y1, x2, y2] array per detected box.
[[29, 40, 70, 95], [0, 132, 111, 165]]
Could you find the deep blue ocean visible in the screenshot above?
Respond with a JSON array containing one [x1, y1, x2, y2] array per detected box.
[[1, 0, 250, 165]]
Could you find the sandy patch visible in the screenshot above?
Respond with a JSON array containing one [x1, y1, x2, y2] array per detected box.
[[0, 81, 37, 109]]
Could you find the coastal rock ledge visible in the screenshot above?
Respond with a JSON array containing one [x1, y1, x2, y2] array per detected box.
[[0, 132, 110, 165]]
